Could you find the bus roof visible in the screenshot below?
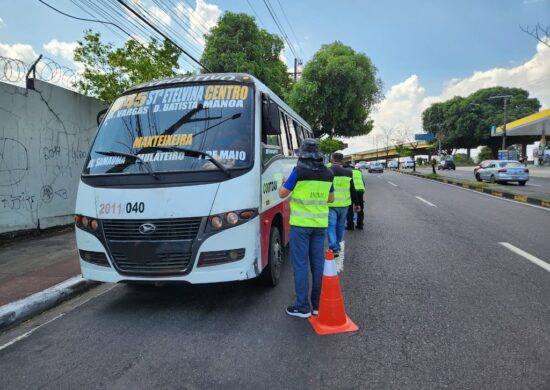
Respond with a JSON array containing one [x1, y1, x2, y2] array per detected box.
[[124, 73, 311, 131]]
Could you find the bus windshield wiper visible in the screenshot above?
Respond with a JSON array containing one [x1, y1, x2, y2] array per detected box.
[[145, 146, 231, 176], [95, 150, 158, 179], [161, 104, 222, 136]]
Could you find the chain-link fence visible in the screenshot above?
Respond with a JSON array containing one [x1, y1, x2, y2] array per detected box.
[[0, 55, 81, 91]]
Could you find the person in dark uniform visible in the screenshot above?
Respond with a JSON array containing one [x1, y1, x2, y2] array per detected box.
[[346, 164, 365, 230], [327, 153, 360, 257]]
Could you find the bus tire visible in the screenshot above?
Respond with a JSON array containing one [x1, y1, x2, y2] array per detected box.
[[259, 225, 283, 287]]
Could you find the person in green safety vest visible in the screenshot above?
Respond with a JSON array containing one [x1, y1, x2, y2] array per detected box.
[[345, 164, 365, 230], [279, 138, 334, 319], [327, 153, 360, 257]]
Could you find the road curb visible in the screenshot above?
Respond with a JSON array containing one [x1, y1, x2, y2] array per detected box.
[[0, 276, 99, 332], [392, 169, 550, 209]]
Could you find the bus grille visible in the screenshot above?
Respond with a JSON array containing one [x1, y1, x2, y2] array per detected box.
[[102, 218, 202, 241], [111, 251, 193, 275]]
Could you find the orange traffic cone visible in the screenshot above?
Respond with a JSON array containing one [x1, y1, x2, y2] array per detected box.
[[309, 249, 359, 335]]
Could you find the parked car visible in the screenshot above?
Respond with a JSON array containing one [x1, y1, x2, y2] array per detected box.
[[474, 160, 491, 181], [368, 162, 384, 173], [402, 160, 415, 169], [388, 160, 398, 168], [437, 160, 456, 170], [477, 160, 529, 185]]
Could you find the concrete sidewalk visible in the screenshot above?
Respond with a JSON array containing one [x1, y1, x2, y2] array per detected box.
[[0, 228, 97, 330]]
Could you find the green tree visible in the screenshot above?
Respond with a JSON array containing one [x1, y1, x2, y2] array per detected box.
[[477, 146, 494, 163], [320, 138, 347, 154], [422, 87, 541, 154], [201, 12, 290, 97], [287, 41, 382, 138], [74, 30, 181, 102]]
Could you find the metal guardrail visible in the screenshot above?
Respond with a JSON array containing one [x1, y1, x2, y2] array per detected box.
[[0, 54, 80, 90]]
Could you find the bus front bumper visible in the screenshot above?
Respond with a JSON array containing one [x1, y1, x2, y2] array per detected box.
[[76, 218, 262, 284]]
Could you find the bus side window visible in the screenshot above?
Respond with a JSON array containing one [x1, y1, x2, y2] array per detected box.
[[279, 112, 291, 156], [262, 133, 282, 165], [288, 117, 299, 149]]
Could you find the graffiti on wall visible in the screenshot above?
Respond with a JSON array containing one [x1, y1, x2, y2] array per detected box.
[[0, 81, 104, 233]]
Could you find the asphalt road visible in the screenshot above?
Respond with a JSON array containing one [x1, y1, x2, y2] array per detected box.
[[1, 171, 550, 389], [414, 167, 550, 199]]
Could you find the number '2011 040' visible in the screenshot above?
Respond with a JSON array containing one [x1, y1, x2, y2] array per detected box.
[[126, 202, 145, 213]]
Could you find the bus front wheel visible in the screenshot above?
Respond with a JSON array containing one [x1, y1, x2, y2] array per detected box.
[[259, 225, 283, 287]]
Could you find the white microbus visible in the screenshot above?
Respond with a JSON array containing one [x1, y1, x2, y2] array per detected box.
[[75, 73, 313, 286]]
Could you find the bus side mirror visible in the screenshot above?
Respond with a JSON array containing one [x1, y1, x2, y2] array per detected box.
[[97, 108, 108, 126], [262, 94, 280, 135]]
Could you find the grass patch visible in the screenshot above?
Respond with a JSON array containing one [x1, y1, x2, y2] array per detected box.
[[460, 181, 497, 188], [426, 173, 439, 178]]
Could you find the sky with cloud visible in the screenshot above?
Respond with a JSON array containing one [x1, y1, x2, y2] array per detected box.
[[0, 0, 548, 153]]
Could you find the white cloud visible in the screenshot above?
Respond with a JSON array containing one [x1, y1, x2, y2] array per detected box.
[[43, 39, 78, 62], [0, 42, 38, 63], [0, 17, 4, 28], [176, 0, 221, 46], [149, 5, 172, 26], [343, 41, 550, 154]]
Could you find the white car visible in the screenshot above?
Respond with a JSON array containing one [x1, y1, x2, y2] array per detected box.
[[388, 160, 398, 168], [402, 160, 415, 169]]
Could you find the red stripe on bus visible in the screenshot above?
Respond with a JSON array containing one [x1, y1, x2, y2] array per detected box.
[[259, 198, 291, 268]]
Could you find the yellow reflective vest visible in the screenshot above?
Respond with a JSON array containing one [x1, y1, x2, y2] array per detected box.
[[289, 167, 334, 228], [352, 169, 365, 192]]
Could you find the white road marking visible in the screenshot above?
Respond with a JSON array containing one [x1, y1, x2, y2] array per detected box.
[[402, 173, 550, 212], [527, 184, 542, 187], [415, 196, 437, 207], [0, 313, 66, 351], [387, 181, 398, 187], [499, 242, 550, 273], [0, 284, 116, 351]]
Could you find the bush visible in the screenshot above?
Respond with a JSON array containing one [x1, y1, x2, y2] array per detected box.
[[453, 153, 475, 165], [477, 146, 493, 163]]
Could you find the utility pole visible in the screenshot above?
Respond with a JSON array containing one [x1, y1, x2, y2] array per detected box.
[[293, 58, 302, 81], [489, 95, 512, 150]]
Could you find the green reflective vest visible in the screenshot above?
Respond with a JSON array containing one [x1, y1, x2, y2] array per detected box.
[[352, 169, 365, 192], [290, 180, 333, 228], [328, 176, 352, 208]]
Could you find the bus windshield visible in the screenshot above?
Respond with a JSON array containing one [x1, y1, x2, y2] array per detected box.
[[84, 83, 253, 175]]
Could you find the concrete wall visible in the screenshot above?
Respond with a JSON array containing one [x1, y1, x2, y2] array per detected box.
[[0, 80, 106, 234]]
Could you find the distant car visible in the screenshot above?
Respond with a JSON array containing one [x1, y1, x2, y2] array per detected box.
[[388, 160, 398, 168], [437, 160, 456, 170], [402, 160, 415, 169], [368, 162, 384, 173], [474, 160, 491, 181], [357, 161, 369, 170], [477, 160, 529, 185]]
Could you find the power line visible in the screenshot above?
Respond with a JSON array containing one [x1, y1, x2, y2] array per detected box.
[[246, 0, 266, 28], [38, 0, 137, 42], [134, 0, 203, 58], [275, 0, 302, 57], [149, 0, 207, 54], [263, 0, 298, 58], [73, 0, 199, 72], [116, 0, 211, 72]]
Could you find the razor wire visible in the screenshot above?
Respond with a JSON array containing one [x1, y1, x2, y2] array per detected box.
[[0, 55, 81, 91]]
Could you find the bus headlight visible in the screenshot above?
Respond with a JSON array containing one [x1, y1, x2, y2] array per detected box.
[[81, 216, 90, 228], [74, 214, 101, 235], [210, 215, 224, 229], [206, 209, 258, 233], [225, 212, 239, 225]]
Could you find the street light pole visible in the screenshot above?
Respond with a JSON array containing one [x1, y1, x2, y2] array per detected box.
[[489, 95, 512, 150]]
